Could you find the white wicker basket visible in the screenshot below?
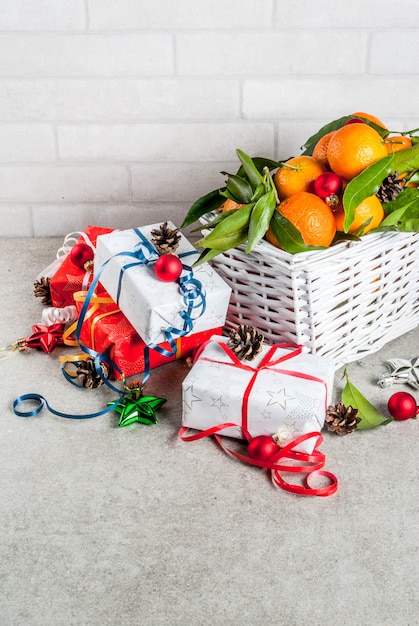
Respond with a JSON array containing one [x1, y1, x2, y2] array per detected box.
[[201, 224, 419, 370]]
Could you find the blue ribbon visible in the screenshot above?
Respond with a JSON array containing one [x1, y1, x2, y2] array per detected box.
[[13, 392, 124, 420], [13, 227, 206, 420]]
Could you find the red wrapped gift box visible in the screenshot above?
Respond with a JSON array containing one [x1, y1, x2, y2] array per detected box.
[[50, 225, 114, 308], [72, 291, 222, 379]]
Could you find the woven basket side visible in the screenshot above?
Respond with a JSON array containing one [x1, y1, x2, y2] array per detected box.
[[208, 231, 419, 369]]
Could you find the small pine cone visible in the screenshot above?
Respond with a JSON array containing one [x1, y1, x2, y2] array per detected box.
[[325, 402, 361, 436], [75, 358, 110, 388], [227, 325, 264, 361], [151, 222, 181, 255], [376, 172, 405, 203], [34, 277, 52, 305]]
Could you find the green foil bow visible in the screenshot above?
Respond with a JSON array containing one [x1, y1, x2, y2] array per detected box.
[[108, 386, 166, 427]]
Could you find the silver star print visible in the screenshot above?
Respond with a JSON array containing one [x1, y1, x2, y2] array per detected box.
[[196, 265, 215, 279], [286, 389, 323, 429], [183, 384, 203, 413], [207, 311, 226, 325], [210, 396, 227, 412], [266, 388, 295, 410]]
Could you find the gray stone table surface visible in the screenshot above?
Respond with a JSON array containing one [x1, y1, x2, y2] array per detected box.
[[0, 237, 418, 626]]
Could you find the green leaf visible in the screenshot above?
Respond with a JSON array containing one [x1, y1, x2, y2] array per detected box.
[[196, 227, 248, 251], [341, 369, 392, 430], [219, 187, 239, 203], [301, 116, 352, 155], [192, 247, 224, 266], [398, 218, 419, 232], [236, 149, 264, 189], [246, 189, 277, 253], [235, 158, 280, 181], [190, 207, 239, 232], [331, 231, 361, 245], [391, 142, 419, 173], [378, 188, 419, 228], [251, 182, 266, 202], [270, 210, 325, 254], [342, 155, 394, 231], [181, 188, 225, 229], [224, 172, 254, 203], [376, 208, 406, 227], [406, 170, 419, 184], [195, 204, 252, 250], [383, 187, 419, 214]]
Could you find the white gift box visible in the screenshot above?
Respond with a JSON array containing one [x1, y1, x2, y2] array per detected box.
[[94, 223, 231, 345], [182, 336, 335, 453]]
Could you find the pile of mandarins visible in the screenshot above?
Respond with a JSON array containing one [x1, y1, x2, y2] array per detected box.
[[264, 112, 412, 248]]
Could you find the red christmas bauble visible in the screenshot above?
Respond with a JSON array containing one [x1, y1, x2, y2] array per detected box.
[[154, 254, 183, 282], [387, 391, 418, 421], [70, 243, 94, 269], [313, 172, 342, 199], [248, 435, 278, 461], [344, 118, 367, 126]]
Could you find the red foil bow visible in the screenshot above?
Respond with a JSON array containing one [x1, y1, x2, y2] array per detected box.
[[24, 323, 65, 354]]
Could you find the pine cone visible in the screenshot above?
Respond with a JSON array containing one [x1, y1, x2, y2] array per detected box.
[[75, 358, 110, 388], [325, 402, 360, 436], [151, 222, 181, 255], [34, 277, 52, 305], [227, 325, 264, 361], [376, 172, 405, 203]]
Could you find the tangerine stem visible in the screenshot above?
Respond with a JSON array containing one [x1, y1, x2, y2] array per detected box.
[[267, 169, 280, 205], [387, 127, 419, 136], [278, 162, 300, 171]]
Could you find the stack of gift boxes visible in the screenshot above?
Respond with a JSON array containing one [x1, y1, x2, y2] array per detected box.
[[48, 223, 229, 378], [42, 222, 335, 455]]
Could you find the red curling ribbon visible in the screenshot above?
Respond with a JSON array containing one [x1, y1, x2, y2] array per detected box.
[[179, 426, 337, 497]]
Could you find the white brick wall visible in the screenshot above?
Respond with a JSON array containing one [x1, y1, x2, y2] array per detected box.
[[0, 0, 417, 237]]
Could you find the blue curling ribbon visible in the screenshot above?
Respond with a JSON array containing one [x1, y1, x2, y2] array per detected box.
[[143, 263, 206, 384], [13, 392, 124, 420], [13, 227, 207, 420]]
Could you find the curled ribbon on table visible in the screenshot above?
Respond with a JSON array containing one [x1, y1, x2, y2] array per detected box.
[[179, 426, 338, 497], [41, 305, 78, 326], [13, 371, 166, 424]]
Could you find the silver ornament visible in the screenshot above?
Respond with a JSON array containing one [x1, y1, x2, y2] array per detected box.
[[378, 357, 419, 390]]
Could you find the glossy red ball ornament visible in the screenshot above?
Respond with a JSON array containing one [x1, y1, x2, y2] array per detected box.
[[248, 435, 279, 461], [69, 243, 94, 269], [387, 391, 418, 420], [313, 172, 342, 200], [154, 254, 183, 282], [344, 117, 367, 126]]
